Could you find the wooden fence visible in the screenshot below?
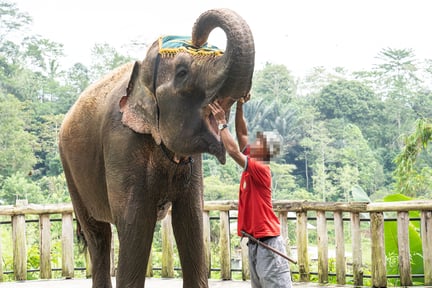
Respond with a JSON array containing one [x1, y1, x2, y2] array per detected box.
[[0, 199, 431, 287]]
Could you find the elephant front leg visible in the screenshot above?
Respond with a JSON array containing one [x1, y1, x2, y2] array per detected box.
[[115, 212, 157, 288], [172, 199, 209, 288]]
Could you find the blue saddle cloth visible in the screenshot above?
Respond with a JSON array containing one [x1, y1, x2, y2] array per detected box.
[[158, 35, 223, 56]]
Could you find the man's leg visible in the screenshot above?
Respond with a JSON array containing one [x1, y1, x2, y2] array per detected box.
[[255, 236, 292, 288], [248, 241, 262, 288]]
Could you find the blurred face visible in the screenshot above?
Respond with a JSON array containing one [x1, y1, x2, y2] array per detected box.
[[250, 134, 269, 162]]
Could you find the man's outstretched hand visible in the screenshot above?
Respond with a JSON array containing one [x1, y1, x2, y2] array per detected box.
[[209, 102, 226, 124]]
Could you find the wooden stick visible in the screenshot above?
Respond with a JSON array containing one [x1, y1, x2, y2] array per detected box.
[[241, 231, 297, 264]]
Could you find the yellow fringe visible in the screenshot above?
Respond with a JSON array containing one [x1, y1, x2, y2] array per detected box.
[[158, 36, 224, 57]]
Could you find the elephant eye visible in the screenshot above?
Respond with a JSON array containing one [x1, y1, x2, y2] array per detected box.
[[176, 67, 188, 79]]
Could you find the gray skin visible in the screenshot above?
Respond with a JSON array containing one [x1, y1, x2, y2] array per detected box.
[[58, 8, 254, 288]]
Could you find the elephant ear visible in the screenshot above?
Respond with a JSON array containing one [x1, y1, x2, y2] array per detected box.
[[119, 61, 161, 145]]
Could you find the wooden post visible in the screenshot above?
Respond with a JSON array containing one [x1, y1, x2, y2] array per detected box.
[[316, 211, 328, 284], [85, 247, 92, 278], [203, 211, 211, 277], [334, 211, 346, 285], [0, 217, 3, 282], [12, 200, 28, 281], [278, 211, 291, 257], [296, 211, 309, 282], [421, 211, 432, 285], [219, 210, 231, 280], [12, 214, 26, 280], [351, 212, 363, 286], [61, 212, 74, 279], [240, 237, 249, 281], [370, 212, 386, 287], [110, 227, 115, 277], [146, 248, 153, 277], [161, 212, 174, 278], [397, 211, 412, 286], [39, 214, 52, 279]]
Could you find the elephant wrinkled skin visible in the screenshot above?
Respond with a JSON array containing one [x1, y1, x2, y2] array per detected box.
[[58, 8, 255, 288]]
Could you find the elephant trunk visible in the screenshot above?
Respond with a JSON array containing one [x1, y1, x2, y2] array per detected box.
[[192, 8, 255, 108]]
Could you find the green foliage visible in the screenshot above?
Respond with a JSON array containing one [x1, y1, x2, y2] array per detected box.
[[22, 36, 65, 77], [0, 221, 14, 281], [204, 175, 238, 201], [36, 174, 70, 203], [203, 154, 243, 200], [0, 93, 37, 178], [0, 172, 45, 204], [203, 155, 240, 185], [0, 173, 69, 205], [89, 43, 133, 81], [382, 194, 424, 285], [0, 1, 31, 43], [317, 80, 379, 125], [2, 1, 432, 206], [2, 6, 432, 283], [31, 114, 65, 178], [394, 118, 432, 197], [316, 79, 386, 151], [270, 162, 298, 200], [0, 216, 86, 281], [252, 62, 296, 104]]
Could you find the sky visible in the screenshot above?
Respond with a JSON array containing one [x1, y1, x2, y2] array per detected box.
[[13, 0, 432, 77]]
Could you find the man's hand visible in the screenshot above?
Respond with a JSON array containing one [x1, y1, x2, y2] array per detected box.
[[209, 102, 226, 124], [238, 93, 251, 104], [209, 101, 247, 168]]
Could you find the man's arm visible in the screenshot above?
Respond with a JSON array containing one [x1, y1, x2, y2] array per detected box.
[[235, 99, 248, 152], [209, 102, 246, 168]]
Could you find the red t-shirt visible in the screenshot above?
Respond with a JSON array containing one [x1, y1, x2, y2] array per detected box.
[[237, 147, 280, 238]]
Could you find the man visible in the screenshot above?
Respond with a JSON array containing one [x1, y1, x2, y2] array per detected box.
[[209, 96, 292, 288]]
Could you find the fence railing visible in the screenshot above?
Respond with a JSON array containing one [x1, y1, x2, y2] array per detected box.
[[0, 199, 431, 287]]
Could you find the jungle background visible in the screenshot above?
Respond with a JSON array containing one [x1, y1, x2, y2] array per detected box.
[[1, 1, 432, 206]]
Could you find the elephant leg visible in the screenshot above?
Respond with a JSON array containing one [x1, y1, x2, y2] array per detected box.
[[81, 218, 112, 288], [62, 164, 112, 288], [115, 211, 157, 288], [172, 197, 208, 288]]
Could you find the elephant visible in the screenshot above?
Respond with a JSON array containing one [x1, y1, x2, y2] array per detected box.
[[58, 8, 255, 288]]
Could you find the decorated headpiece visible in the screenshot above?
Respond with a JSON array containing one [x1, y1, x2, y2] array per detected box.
[[158, 35, 224, 57]]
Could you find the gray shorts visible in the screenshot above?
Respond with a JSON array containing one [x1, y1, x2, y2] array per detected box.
[[248, 235, 292, 288]]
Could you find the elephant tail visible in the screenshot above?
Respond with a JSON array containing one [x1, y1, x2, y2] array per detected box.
[[76, 220, 88, 252]]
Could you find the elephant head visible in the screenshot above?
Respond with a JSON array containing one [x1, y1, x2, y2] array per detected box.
[[119, 8, 255, 164]]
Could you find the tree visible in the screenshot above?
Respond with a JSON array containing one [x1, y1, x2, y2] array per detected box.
[[297, 66, 348, 97], [0, 93, 37, 178], [374, 48, 420, 99], [373, 48, 420, 140], [0, 172, 42, 204], [0, 1, 32, 45], [22, 36, 65, 79], [316, 79, 383, 143], [66, 63, 90, 95], [394, 118, 432, 197], [300, 121, 337, 201], [252, 63, 296, 105], [0, 1, 32, 97], [89, 43, 133, 81], [270, 162, 299, 200], [31, 114, 64, 178], [331, 122, 383, 197]]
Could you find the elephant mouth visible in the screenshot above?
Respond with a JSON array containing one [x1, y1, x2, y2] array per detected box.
[[205, 96, 234, 137], [208, 110, 219, 139], [204, 106, 227, 164]]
